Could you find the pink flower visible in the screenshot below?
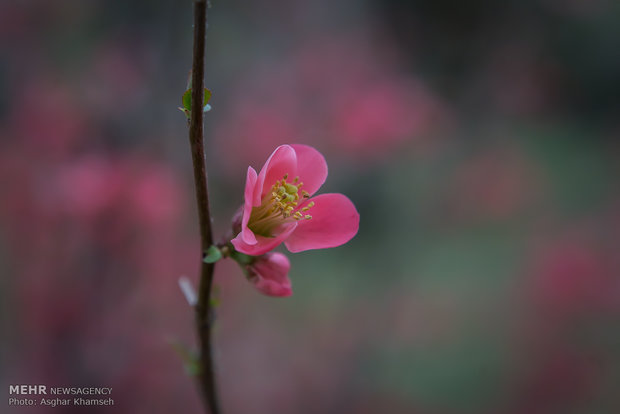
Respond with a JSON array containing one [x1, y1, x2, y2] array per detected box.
[[246, 252, 292, 297], [231, 144, 359, 255]]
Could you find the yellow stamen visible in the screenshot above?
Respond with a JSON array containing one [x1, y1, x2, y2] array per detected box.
[[247, 173, 317, 236]]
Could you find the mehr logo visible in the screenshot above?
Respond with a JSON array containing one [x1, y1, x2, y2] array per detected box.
[[9, 385, 47, 394]]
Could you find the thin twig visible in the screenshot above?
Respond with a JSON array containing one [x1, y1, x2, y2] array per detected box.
[[188, 1, 220, 413]]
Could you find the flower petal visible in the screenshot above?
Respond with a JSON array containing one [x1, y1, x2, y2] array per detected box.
[[232, 222, 298, 256], [241, 167, 258, 245], [248, 252, 292, 297], [291, 144, 328, 197], [284, 193, 359, 252], [256, 145, 297, 200]]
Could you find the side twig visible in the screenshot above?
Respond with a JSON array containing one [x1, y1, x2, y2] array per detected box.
[[187, 1, 220, 413]]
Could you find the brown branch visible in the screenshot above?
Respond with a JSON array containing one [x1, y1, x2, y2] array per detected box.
[[188, 1, 220, 413]]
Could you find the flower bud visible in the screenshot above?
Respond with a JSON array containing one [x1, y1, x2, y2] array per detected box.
[[245, 252, 292, 297]]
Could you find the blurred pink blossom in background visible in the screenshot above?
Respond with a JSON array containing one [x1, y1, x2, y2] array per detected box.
[[213, 33, 448, 175]]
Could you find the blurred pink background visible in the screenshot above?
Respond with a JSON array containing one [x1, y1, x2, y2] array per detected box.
[[1, 0, 620, 413]]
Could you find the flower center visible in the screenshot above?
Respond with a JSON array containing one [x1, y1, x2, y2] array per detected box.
[[248, 173, 314, 237]]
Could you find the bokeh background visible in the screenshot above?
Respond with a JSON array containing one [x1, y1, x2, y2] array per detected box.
[[2, 0, 620, 413]]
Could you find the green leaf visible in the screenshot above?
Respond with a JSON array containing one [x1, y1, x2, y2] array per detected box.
[[203, 245, 222, 263], [182, 89, 192, 112], [203, 88, 212, 106], [182, 88, 212, 117]]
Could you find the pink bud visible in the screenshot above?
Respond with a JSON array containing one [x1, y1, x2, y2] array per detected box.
[[246, 252, 292, 297]]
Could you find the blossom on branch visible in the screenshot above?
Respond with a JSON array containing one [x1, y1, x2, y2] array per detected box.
[[231, 144, 359, 256]]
